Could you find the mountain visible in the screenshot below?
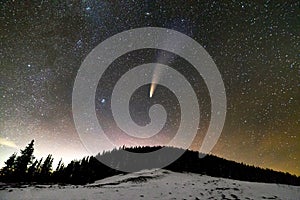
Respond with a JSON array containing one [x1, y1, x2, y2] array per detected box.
[[94, 146, 300, 186], [48, 146, 300, 186], [1, 145, 299, 186]]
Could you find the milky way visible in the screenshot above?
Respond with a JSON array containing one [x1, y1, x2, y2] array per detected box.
[[0, 1, 299, 175]]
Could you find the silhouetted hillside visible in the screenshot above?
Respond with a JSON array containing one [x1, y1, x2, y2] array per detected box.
[[97, 146, 300, 186], [1, 142, 299, 186]]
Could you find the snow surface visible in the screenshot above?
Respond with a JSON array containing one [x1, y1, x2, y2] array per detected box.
[[0, 169, 299, 200]]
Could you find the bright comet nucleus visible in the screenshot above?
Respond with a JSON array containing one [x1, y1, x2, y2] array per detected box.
[[149, 83, 156, 98]]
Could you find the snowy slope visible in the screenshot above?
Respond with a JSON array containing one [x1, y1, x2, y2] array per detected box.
[[1, 169, 299, 200]]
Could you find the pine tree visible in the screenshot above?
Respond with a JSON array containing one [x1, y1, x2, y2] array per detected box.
[[53, 158, 65, 183], [1, 153, 17, 177], [40, 154, 53, 182], [14, 140, 35, 180], [27, 159, 38, 181], [36, 158, 43, 174], [56, 159, 63, 172]]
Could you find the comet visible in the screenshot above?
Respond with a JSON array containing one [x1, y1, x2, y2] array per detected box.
[[149, 65, 162, 98], [149, 83, 156, 98], [149, 26, 188, 98]]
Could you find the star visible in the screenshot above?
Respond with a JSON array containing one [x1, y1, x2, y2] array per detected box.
[[0, 0, 299, 176], [101, 98, 106, 104]]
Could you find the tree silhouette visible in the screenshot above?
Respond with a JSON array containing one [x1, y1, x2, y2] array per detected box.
[[27, 159, 38, 181], [0, 141, 299, 186], [1, 152, 17, 180], [52, 158, 65, 183], [55, 159, 63, 172], [14, 140, 35, 181], [39, 154, 53, 182]]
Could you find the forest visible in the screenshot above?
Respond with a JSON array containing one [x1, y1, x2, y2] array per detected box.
[[1, 140, 299, 186]]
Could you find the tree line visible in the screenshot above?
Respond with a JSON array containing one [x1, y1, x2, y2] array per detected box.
[[1, 140, 299, 186]]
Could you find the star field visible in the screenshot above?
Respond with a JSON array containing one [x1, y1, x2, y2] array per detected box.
[[0, 1, 299, 175]]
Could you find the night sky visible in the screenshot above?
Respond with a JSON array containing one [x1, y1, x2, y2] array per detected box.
[[0, 1, 299, 175]]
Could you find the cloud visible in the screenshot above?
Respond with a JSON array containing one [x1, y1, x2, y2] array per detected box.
[[0, 137, 18, 149]]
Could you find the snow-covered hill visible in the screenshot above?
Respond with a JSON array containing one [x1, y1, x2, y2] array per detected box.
[[1, 169, 299, 200]]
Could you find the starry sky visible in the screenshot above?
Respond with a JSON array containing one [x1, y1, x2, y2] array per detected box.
[[0, 0, 299, 175]]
